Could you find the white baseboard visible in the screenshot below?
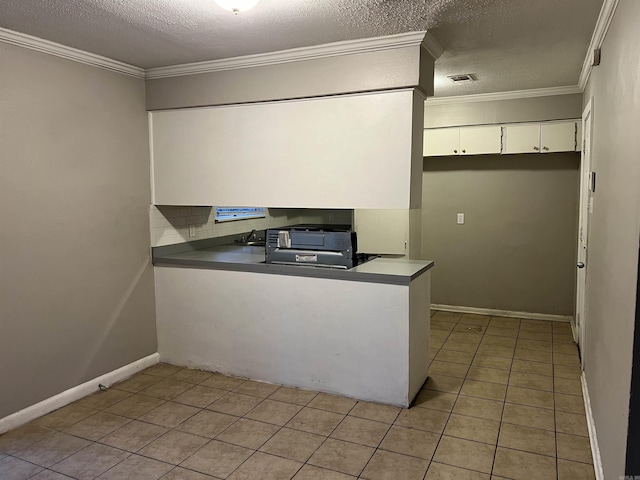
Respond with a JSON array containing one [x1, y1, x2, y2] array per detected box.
[[0, 353, 159, 435], [431, 304, 573, 323], [581, 373, 605, 480]]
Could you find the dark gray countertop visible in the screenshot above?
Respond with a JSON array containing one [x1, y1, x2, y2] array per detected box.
[[152, 243, 434, 286]]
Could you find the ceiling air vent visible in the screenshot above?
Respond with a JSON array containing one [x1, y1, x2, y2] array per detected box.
[[447, 74, 474, 83]]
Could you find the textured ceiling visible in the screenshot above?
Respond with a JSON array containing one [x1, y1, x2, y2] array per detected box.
[[0, 0, 603, 96]]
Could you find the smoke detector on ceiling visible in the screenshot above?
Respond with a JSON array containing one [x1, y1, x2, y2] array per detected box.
[[447, 74, 475, 84]]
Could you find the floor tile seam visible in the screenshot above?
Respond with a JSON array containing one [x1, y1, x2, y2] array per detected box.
[[345, 408, 402, 426], [555, 428, 589, 437], [440, 428, 499, 447], [213, 415, 284, 448], [498, 418, 555, 434], [306, 436, 375, 478], [136, 441, 216, 468], [494, 442, 559, 461], [2, 452, 55, 471], [426, 460, 499, 479], [549, 333, 561, 480], [490, 355, 513, 478], [464, 375, 509, 387], [374, 443, 435, 462], [328, 415, 393, 449], [104, 451, 175, 476], [503, 399, 554, 411], [348, 420, 398, 478], [115, 391, 171, 405], [93, 434, 159, 454], [36, 420, 131, 449], [140, 406, 208, 432], [291, 403, 354, 418], [13, 437, 96, 470], [163, 464, 223, 479], [251, 434, 318, 464], [266, 393, 320, 408], [505, 381, 553, 393], [554, 389, 584, 397], [555, 430, 592, 441], [47, 446, 134, 478], [509, 368, 553, 378], [305, 459, 360, 479], [553, 454, 595, 466], [428, 455, 493, 476]]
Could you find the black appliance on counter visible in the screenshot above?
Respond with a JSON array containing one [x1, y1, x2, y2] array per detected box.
[[265, 226, 359, 269]]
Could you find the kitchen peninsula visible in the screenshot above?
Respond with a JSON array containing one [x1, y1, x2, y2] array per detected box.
[[153, 239, 433, 407]]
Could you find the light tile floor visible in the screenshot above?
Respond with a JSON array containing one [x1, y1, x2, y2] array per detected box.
[[0, 312, 595, 479]]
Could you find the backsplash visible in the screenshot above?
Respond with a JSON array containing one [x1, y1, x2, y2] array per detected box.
[[150, 206, 352, 247]]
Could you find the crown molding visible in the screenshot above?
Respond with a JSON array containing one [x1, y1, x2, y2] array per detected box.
[[0, 27, 145, 79], [425, 85, 583, 106], [145, 31, 428, 79], [578, 0, 619, 90], [423, 32, 443, 60]]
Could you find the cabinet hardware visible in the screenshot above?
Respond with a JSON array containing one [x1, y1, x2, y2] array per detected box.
[[462, 149, 466, 153], [543, 146, 549, 151], [533, 146, 539, 151], [454, 149, 458, 153]]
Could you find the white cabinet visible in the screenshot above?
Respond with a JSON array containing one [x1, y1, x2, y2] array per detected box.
[[540, 122, 577, 152], [423, 128, 459, 156], [151, 89, 424, 209], [503, 120, 577, 154], [460, 126, 503, 155], [502, 124, 540, 154], [423, 125, 502, 156]]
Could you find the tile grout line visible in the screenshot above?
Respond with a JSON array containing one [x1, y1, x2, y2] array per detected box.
[[420, 310, 463, 478]]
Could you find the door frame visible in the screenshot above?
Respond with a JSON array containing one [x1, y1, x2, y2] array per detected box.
[[575, 97, 593, 369]]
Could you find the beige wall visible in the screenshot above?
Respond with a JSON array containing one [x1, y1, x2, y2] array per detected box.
[[424, 94, 583, 128], [146, 45, 434, 110], [422, 153, 579, 315], [0, 44, 156, 418], [581, 0, 640, 477]]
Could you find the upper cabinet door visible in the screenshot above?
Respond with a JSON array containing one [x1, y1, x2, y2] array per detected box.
[[423, 128, 460, 156], [459, 125, 502, 155], [541, 121, 576, 153], [502, 124, 540, 154]]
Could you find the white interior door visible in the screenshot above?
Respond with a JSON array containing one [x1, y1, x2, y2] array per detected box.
[[575, 99, 593, 368]]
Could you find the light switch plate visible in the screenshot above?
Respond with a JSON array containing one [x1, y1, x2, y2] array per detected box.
[[457, 213, 465, 225]]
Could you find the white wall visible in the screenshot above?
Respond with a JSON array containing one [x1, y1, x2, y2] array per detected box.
[[0, 43, 157, 419], [581, 0, 640, 477], [155, 266, 430, 407]]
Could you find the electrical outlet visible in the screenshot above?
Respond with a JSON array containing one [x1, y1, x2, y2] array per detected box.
[[457, 213, 465, 225], [189, 225, 196, 237]]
